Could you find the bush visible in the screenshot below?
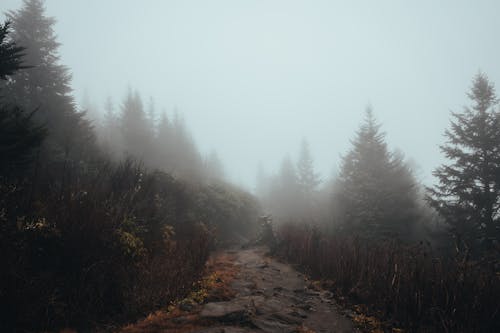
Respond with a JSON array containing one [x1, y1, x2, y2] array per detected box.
[[0, 157, 259, 332]]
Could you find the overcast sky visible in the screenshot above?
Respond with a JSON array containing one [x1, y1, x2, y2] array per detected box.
[[2, 0, 500, 190]]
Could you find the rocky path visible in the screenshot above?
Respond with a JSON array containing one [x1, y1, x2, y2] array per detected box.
[[197, 247, 356, 333], [121, 247, 357, 333]]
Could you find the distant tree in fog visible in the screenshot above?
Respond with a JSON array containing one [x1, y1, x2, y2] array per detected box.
[[279, 155, 299, 193], [297, 139, 321, 197], [427, 73, 500, 252], [147, 96, 157, 135], [99, 96, 121, 158], [205, 150, 225, 181], [295, 139, 321, 219], [81, 89, 100, 124], [266, 155, 302, 222], [156, 110, 173, 165], [120, 88, 152, 162], [255, 163, 269, 199], [103, 96, 116, 130], [334, 107, 420, 239]]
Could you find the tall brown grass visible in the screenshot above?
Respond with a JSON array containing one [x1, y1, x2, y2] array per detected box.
[[277, 223, 500, 332]]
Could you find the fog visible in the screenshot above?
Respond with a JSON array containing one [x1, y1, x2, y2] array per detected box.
[[4, 1, 500, 331], [2, 0, 500, 189]]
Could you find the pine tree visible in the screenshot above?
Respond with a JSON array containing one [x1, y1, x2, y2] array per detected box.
[[103, 96, 116, 130], [427, 73, 500, 252], [255, 163, 269, 200], [297, 138, 321, 198], [0, 20, 45, 174], [296, 139, 321, 219], [120, 88, 151, 162], [5, 0, 95, 158], [334, 107, 419, 239], [98, 95, 121, 157], [0, 21, 26, 80], [268, 155, 302, 221], [170, 111, 203, 179], [146, 96, 157, 133], [205, 150, 225, 181], [156, 110, 172, 166]]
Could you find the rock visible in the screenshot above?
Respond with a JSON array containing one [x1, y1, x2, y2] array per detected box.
[[172, 315, 191, 324], [192, 328, 225, 333], [254, 298, 283, 314], [289, 309, 308, 318], [179, 299, 196, 312], [222, 328, 253, 333], [251, 317, 297, 333], [200, 301, 250, 323], [192, 327, 251, 333], [271, 312, 303, 325], [256, 262, 269, 269]]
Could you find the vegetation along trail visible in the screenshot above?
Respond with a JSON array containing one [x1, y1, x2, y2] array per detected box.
[[121, 246, 357, 333]]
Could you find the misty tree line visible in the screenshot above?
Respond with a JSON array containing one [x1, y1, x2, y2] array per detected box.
[[84, 90, 225, 183], [259, 74, 500, 256], [1, 0, 224, 184]]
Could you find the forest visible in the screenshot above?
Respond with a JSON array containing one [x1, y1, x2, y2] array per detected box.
[[1, 1, 499, 332]]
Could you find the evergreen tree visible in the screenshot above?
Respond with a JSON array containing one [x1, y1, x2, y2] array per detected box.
[[120, 88, 151, 162], [156, 110, 173, 168], [170, 111, 203, 180], [255, 163, 269, 200], [5, 0, 95, 159], [297, 138, 321, 198], [103, 96, 116, 130], [269, 155, 302, 221], [205, 150, 225, 181], [99, 95, 121, 157], [427, 73, 500, 252], [334, 107, 419, 239], [157, 111, 171, 144], [0, 21, 26, 80], [146, 96, 157, 134], [81, 89, 100, 123], [0, 20, 45, 174]]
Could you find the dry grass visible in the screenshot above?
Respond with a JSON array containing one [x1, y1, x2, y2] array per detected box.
[[120, 251, 240, 333], [277, 223, 500, 333]]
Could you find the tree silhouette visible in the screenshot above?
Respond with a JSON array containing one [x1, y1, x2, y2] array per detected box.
[[5, 0, 95, 159], [334, 107, 420, 239], [427, 73, 500, 252], [297, 138, 321, 215], [0, 21, 26, 79], [0, 20, 45, 175]]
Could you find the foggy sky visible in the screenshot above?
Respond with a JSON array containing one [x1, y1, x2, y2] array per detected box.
[[2, 0, 500, 190]]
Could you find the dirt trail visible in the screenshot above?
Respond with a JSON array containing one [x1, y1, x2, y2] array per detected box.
[[121, 247, 356, 333]]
